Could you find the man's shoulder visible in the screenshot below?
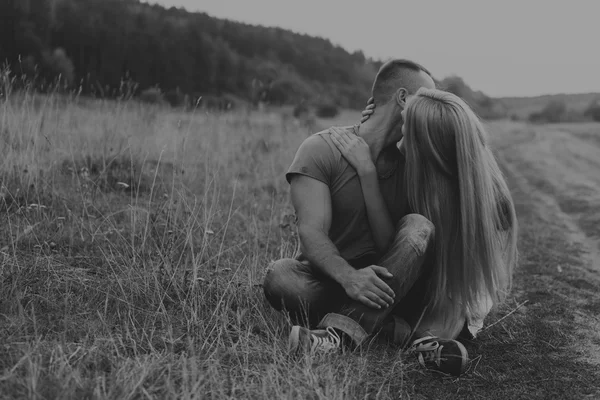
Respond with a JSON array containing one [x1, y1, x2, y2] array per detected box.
[[302, 129, 329, 146], [286, 126, 355, 185], [301, 125, 357, 150], [292, 132, 332, 161], [315, 125, 358, 137]]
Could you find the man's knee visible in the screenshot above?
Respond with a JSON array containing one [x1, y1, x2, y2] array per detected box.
[[263, 258, 300, 310], [396, 214, 435, 256], [399, 213, 434, 233]]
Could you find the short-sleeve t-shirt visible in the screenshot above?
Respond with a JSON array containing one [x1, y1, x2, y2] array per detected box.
[[286, 126, 409, 267]]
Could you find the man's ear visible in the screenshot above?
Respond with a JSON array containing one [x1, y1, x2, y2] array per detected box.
[[394, 88, 408, 108]]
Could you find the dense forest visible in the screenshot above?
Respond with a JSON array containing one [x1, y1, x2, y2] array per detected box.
[[0, 0, 383, 109], [0, 0, 514, 117]]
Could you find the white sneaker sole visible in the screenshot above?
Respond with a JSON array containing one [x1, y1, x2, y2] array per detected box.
[[455, 340, 469, 373], [288, 325, 301, 353]]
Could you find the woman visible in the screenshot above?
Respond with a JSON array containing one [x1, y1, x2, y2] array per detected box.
[[329, 88, 518, 356]]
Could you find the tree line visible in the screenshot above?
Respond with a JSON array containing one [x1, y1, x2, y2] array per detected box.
[[0, 0, 383, 109], [1, 0, 515, 118]]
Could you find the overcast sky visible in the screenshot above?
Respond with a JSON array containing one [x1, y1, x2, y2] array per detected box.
[[146, 0, 600, 97]]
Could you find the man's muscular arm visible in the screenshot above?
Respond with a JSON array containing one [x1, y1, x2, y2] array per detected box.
[[290, 175, 395, 309], [291, 175, 353, 283]]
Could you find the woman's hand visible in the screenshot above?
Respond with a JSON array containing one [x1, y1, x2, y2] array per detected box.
[[329, 126, 375, 177], [360, 97, 376, 123]]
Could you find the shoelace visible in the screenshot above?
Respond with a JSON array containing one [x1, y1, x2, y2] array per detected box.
[[411, 337, 443, 367], [310, 327, 341, 352]]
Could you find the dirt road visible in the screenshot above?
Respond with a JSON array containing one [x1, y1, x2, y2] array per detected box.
[[489, 121, 600, 369]]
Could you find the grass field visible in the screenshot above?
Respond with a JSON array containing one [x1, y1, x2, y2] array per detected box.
[[1, 93, 600, 399]]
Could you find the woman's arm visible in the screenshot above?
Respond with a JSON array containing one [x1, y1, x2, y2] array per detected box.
[[329, 127, 395, 253], [356, 168, 395, 253]]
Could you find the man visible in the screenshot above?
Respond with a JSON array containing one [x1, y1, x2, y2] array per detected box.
[[263, 59, 469, 376]]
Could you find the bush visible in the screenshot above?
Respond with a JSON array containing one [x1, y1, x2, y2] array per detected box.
[[583, 100, 600, 122], [197, 94, 242, 111], [139, 87, 167, 105], [293, 103, 309, 118], [265, 77, 312, 106], [439, 75, 506, 119], [316, 103, 339, 118], [529, 100, 567, 123], [42, 48, 75, 86], [164, 88, 188, 108]]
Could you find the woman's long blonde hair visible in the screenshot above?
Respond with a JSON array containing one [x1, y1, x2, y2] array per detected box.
[[403, 88, 518, 320]]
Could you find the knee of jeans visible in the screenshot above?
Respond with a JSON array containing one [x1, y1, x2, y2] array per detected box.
[[263, 259, 296, 309], [399, 214, 435, 256]]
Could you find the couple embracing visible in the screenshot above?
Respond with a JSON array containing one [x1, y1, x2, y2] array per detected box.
[[263, 59, 518, 376]]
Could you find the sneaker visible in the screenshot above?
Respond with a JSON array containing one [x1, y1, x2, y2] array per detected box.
[[288, 325, 341, 354], [408, 336, 468, 376]]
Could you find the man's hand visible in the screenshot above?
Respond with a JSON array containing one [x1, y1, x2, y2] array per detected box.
[[342, 266, 396, 309]]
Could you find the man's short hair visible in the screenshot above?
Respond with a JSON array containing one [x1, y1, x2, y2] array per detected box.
[[371, 59, 434, 105]]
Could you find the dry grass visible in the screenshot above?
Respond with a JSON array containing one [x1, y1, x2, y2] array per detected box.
[[0, 92, 416, 399], [1, 92, 599, 399]]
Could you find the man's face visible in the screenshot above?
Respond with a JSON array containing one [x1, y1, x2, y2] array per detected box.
[[391, 69, 434, 146]]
